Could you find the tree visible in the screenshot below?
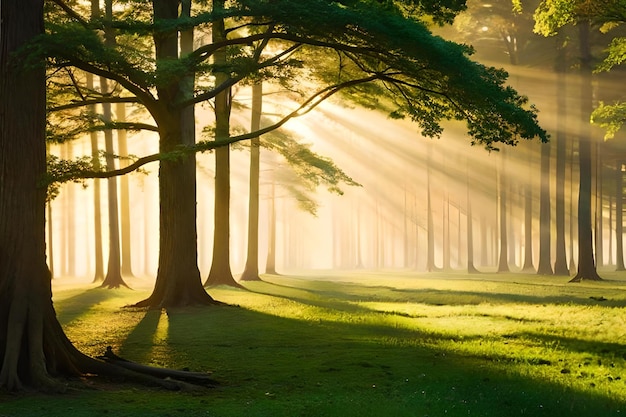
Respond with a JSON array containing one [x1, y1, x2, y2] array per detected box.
[[241, 82, 264, 282], [44, 0, 548, 305], [590, 1, 626, 139], [205, 0, 241, 288], [536, 141, 553, 274], [1, 0, 220, 392], [534, 0, 603, 281]]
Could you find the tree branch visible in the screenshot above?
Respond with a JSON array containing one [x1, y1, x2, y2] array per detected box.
[[47, 74, 382, 184], [49, 96, 140, 112]]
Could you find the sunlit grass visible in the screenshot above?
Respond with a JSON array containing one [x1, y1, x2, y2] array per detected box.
[[3, 271, 626, 416]]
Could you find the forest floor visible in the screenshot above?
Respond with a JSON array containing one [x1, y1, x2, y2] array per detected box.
[[2, 270, 626, 416]]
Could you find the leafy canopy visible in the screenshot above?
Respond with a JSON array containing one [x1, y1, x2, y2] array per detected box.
[[39, 0, 547, 185]]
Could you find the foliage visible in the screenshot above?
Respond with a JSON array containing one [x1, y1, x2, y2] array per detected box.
[[592, 100, 626, 139], [37, 0, 548, 185], [533, 0, 626, 139]]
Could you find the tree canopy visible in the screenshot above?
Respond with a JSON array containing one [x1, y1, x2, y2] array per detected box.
[[41, 0, 548, 186]]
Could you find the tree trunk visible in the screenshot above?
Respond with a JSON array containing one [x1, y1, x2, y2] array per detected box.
[[241, 82, 263, 281], [616, 161, 625, 271], [426, 143, 437, 271], [135, 0, 218, 306], [205, 0, 242, 288], [537, 141, 553, 275], [466, 163, 478, 273], [117, 102, 135, 277], [553, 38, 569, 276], [497, 153, 509, 273], [265, 181, 278, 274], [0, 0, 103, 390], [99, 0, 128, 289], [571, 21, 602, 282], [521, 182, 534, 272], [87, 73, 105, 283]]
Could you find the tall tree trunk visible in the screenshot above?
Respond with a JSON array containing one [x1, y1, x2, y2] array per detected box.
[[554, 38, 569, 275], [241, 82, 263, 281], [571, 21, 602, 281], [99, 0, 127, 289], [87, 74, 105, 282], [497, 153, 509, 273], [135, 0, 217, 306], [265, 181, 278, 274], [117, 102, 134, 277], [521, 182, 534, 272], [426, 143, 437, 271], [616, 161, 625, 271], [594, 146, 604, 268], [205, 0, 241, 288], [466, 162, 478, 273], [537, 141, 553, 275]]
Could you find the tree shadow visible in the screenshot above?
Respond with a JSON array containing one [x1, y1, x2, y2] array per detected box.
[[248, 275, 626, 308], [55, 287, 118, 326], [157, 295, 625, 416]]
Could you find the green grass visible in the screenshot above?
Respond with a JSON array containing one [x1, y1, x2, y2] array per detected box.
[[2, 271, 626, 416]]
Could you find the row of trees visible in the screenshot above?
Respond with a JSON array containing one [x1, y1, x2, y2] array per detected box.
[[43, 0, 625, 284], [4, 0, 618, 391]]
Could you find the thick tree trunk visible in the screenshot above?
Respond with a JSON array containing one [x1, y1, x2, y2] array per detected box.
[[241, 82, 263, 281], [136, 0, 218, 306], [0, 0, 105, 390], [571, 21, 602, 282]]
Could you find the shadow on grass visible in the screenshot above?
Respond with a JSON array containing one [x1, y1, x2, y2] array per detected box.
[[55, 287, 116, 325], [154, 295, 626, 416], [253, 275, 626, 308]]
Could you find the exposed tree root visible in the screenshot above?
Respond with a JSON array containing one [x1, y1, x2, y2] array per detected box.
[[98, 346, 218, 388]]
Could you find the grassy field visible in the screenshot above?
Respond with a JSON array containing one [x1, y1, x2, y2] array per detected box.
[[2, 270, 626, 416]]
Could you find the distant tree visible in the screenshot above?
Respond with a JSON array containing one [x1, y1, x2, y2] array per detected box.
[[534, 0, 603, 281], [616, 160, 625, 270], [553, 34, 571, 275], [536, 141, 553, 275], [205, 0, 240, 288], [240, 82, 264, 282]]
